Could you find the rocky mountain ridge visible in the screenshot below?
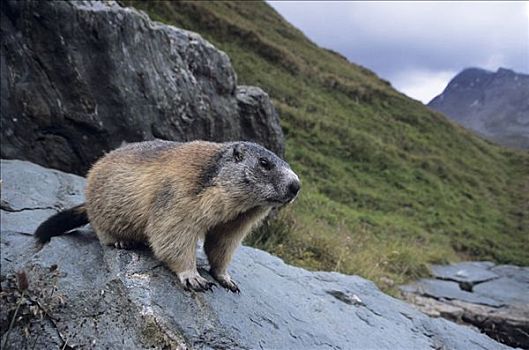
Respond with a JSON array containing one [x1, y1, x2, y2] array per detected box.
[[428, 67, 529, 149]]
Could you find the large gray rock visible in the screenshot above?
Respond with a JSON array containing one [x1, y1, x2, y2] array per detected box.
[[0, 160, 85, 234], [401, 262, 529, 348], [0, 0, 284, 175], [0, 159, 510, 349]]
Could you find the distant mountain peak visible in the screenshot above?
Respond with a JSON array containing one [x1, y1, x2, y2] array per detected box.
[[429, 67, 529, 149], [496, 67, 514, 75]]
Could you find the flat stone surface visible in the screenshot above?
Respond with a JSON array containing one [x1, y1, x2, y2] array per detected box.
[[0, 159, 85, 211], [1, 209, 57, 234], [492, 265, 529, 283], [0, 160, 510, 349], [1, 159, 85, 233], [473, 277, 529, 305], [431, 261, 498, 284], [402, 279, 504, 307]]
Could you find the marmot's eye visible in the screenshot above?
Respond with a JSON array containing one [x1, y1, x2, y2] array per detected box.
[[259, 158, 272, 170]]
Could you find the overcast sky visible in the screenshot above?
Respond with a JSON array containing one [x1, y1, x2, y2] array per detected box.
[[268, 1, 529, 103]]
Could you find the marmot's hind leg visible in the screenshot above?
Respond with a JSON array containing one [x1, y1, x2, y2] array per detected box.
[[93, 229, 118, 246], [113, 240, 139, 249], [94, 228, 142, 250]]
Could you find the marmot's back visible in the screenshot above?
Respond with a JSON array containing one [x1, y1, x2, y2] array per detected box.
[[85, 140, 223, 240]]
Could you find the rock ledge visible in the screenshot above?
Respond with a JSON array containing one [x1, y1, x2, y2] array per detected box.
[[0, 159, 510, 349], [401, 261, 529, 348]]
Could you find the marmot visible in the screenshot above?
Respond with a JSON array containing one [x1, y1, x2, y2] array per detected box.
[[34, 140, 300, 293]]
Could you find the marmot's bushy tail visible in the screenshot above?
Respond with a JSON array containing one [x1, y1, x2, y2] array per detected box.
[[34, 204, 89, 244]]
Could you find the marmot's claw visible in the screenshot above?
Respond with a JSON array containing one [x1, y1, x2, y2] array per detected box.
[[181, 272, 216, 292], [185, 279, 192, 291], [213, 273, 240, 293], [223, 281, 240, 293], [207, 281, 217, 292]]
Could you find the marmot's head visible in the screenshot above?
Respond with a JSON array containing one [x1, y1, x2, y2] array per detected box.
[[207, 142, 300, 208]]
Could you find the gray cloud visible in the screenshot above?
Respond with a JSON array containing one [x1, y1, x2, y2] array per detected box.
[[268, 1, 528, 103]]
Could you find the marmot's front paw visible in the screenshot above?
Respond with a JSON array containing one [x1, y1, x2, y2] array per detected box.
[[178, 271, 216, 292], [211, 272, 240, 293]]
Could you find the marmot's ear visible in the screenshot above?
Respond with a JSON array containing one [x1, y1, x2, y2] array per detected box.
[[233, 143, 244, 162]]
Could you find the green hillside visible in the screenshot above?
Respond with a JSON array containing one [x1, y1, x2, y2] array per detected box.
[[125, 1, 529, 293]]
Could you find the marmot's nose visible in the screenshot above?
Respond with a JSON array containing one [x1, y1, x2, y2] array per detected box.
[[288, 180, 300, 197]]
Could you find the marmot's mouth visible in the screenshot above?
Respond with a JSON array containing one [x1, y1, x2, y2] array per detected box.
[[288, 194, 299, 204], [267, 195, 297, 207], [265, 198, 286, 208], [267, 198, 284, 204]]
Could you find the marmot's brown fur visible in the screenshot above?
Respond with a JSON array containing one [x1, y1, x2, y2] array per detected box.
[[35, 140, 300, 292]]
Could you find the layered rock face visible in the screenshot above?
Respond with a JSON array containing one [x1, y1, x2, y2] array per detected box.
[[0, 0, 284, 175], [401, 261, 529, 349], [0, 159, 509, 350], [428, 68, 529, 149]]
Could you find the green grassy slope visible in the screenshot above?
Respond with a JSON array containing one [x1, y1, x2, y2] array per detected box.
[[126, 1, 529, 292]]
